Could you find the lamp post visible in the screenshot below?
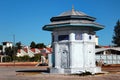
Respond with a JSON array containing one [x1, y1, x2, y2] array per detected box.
[[13, 34, 15, 67]]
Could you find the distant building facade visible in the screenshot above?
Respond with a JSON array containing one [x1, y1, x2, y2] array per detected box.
[[16, 47, 52, 57], [2, 42, 13, 54]]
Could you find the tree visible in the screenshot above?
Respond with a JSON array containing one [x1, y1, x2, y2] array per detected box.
[[30, 42, 46, 48], [30, 41, 36, 48], [5, 47, 14, 57], [112, 20, 120, 46], [16, 42, 22, 49], [36, 43, 46, 48], [0, 45, 2, 50]]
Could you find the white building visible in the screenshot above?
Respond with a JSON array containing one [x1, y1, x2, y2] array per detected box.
[[2, 42, 13, 53], [43, 8, 104, 74]]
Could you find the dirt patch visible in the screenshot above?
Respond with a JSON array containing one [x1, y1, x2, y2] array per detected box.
[[0, 64, 120, 80]]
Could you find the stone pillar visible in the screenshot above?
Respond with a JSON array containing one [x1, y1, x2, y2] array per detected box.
[[69, 42, 74, 68], [69, 33, 75, 41], [54, 42, 60, 68], [83, 42, 87, 68], [69, 33, 75, 68], [82, 33, 87, 68], [83, 33, 88, 41], [48, 54, 53, 67]]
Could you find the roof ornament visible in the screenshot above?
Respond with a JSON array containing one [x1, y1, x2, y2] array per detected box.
[[72, 5, 75, 15], [72, 5, 74, 12]]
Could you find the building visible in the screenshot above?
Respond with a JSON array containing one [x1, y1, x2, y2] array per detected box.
[[2, 42, 13, 54], [16, 47, 52, 58], [95, 46, 120, 64], [43, 7, 104, 74]]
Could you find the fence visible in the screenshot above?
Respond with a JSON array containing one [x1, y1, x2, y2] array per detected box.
[[96, 54, 120, 64]]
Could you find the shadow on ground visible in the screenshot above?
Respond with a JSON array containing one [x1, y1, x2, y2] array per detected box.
[[16, 69, 49, 73]]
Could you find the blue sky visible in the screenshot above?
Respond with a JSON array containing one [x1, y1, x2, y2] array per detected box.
[[0, 0, 120, 46]]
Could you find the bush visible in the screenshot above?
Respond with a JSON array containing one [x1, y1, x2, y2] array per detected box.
[[1, 54, 43, 62], [3, 56, 12, 62], [33, 54, 41, 62], [14, 54, 42, 62]]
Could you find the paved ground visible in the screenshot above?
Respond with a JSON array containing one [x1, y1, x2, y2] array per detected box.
[[0, 66, 120, 80]]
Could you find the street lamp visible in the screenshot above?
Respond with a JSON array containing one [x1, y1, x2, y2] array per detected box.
[[13, 34, 15, 67]]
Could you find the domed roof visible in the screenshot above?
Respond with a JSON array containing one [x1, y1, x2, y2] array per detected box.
[[43, 7, 105, 31], [50, 7, 95, 22], [59, 8, 87, 16]]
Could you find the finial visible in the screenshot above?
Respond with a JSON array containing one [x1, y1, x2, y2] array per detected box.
[[71, 5, 76, 15], [72, 5, 74, 12]]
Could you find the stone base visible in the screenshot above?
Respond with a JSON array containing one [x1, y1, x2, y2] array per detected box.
[[85, 67, 101, 74], [49, 67, 101, 74]]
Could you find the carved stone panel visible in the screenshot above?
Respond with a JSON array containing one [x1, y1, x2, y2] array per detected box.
[[59, 44, 69, 68]]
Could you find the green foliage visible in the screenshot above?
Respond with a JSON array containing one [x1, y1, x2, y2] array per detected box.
[[30, 41, 36, 49], [1, 54, 43, 62], [15, 55, 30, 62], [33, 54, 41, 62], [36, 43, 46, 48], [0, 45, 2, 50], [14, 54, 42, 62], [3, 42, 21, 59], [3, 56, 12, 62], [5, 47, 14, 57], [30, 41, 46, 49], [16, 42, 22, 49], [112, 20, 120, 46], [23, 55, 30, 61]]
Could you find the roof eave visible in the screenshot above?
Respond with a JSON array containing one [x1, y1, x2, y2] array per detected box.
[[43, 24, 105, 31], [50, 15, 96, 22]]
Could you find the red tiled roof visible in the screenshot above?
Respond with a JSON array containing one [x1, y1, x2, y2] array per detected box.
[[17, 49, 21, 53], [23, 48, 28, 53], [31, 48, 35, 53], [17, 48, 52, 54], [46, 48, 52, 52]]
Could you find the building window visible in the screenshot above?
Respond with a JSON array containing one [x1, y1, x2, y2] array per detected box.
[[58, 35, 69, 41], [75, 34, 82, 40], [89, 35, 92, 40]]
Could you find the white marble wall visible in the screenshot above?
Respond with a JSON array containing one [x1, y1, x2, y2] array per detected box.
[[50, 28, 100, 74]]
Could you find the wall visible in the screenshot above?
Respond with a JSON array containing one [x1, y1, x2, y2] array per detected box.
[[96, 54, 120, 64]]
